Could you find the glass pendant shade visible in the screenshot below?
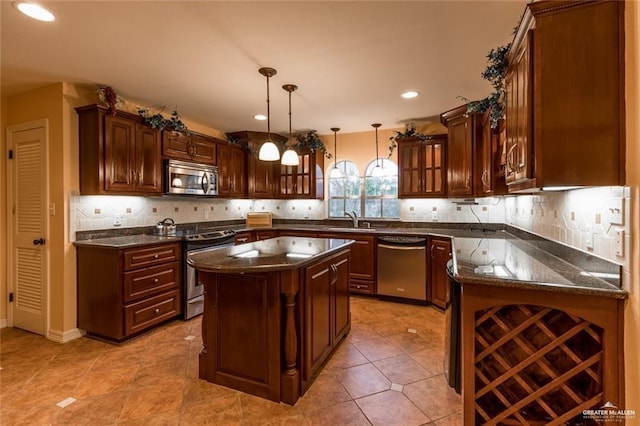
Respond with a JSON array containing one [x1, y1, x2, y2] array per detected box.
[[281, 148, 299, 166], [371, 164, 384, 177], [259, 140, 280, 161], [330, 166, 342, 179]]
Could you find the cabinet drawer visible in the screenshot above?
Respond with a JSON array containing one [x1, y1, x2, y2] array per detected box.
[[124, 289, 181, 336], [350, 279, 374, 295], [123, 261, 180, 303], [124, 243, 180, 270]]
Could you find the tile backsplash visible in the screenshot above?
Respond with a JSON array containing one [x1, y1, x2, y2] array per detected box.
[[504, 186, 630, 270], [70, 187, 629, 271]]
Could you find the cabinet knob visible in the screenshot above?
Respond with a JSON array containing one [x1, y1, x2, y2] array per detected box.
[[153, 278, 159, 283], [154, 254, 159, 259], [154, 308, 160, 314]]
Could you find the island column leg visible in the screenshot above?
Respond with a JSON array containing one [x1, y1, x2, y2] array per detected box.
[[280, 269, 300, 405]]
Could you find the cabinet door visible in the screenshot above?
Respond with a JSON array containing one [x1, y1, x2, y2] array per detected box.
[[333, 254, 350, 343], [505, 31, 533, 187], [162, 131, 193, 161], [447, 115, 473, 196], [248, 141, 276, 198], [191, 134, 217, 165], [280, 163, 295, 197], [304, 258, 333, 379], [216, 142, 231, 196], [135, 124, 162, 194], [398, 140, 423, 197], [430, 238, 451, 309], [423, 138, 446, 196], [479, 112, 494, 195], [105, 115, 136, 192], [255, 230, 277, 241], [234, 232, 253, 245], [350, 236, 375, 281], [229, 144, 247, 197]]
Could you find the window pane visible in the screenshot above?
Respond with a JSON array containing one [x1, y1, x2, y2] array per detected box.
[[330, 177, 345, 196], [382, 199, 399, 218], [365, 177, 382, 196], [382, 176, 398, 196], [345, 199, 362, 217], [346, 176, 361, 196], [329, 199, 344, 217], [365, 199, 382, 218]]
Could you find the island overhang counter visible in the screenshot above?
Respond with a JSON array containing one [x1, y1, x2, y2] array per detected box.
[[187, 236, 355, 405]]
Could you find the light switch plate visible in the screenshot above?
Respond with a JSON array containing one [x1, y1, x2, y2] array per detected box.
[[431, 211, 438, 221], [607, 198, 624, 225], [585, 226, 593, 250], [615, 229, 625, 257]]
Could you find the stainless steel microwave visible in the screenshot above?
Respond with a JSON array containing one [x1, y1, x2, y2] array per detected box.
[[165, 160, 218, 196]]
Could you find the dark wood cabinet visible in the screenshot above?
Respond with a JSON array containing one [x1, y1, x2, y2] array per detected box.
[[441, 105, 479, 197], [397, 135, 447, 198], [317, 233, 375, 295], [479, 112, 507, 196], [216, 142, 246, 198], [77, 242, 182, 341], [161, 131, 217, 165], [227, 131, 288, 199], [505, 0, 624, 192], [255, 230, 278, 241], [302, 250, 350, 382], [76, 104, 162, 196], [279, 148, 324, 199], [428, 237, 451, 309], [234, 231, 254, 245]]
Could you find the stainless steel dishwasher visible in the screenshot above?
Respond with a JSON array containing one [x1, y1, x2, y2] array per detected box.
[[377, 236, 427, 301]]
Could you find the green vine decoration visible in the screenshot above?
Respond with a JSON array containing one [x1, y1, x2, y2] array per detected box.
[[387, 123, 429, 158], [137, 108, 190, 134], [294, 130, 332, 159], [458, 43, 511, 128]]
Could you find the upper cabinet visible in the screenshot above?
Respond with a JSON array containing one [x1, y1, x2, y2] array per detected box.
[[216, 141, 247, 198], [479, 112, 507, 196], [279, 148, 324, 199], [162, 131, 218, 165], [441, 105, 477, 197], [397, 135, 447, 198], [505, 0, 624, 192], [76, 104, 162, 196], [227, 131, 288, 199]]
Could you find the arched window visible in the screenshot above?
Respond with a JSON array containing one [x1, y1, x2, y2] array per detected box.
[[364, 159, 399, 218], [328, 161, 361, 218]]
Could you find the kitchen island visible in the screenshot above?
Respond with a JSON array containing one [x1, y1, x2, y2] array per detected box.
[[187, 236, 354, 405]]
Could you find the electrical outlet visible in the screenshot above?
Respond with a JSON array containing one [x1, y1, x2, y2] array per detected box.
[[585, 226, 593, 249], [431, 211, 438, 221], [113, 215, 122, 227], [607, 198, 624, 225], [615, 229, 624, 257]]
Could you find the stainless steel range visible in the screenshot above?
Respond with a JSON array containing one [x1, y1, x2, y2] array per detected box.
[[182, 229, 236, 319]]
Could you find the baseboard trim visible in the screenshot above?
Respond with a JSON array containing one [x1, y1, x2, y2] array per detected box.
[[0, 318, 7, 329], [47, 328, 85, 343]]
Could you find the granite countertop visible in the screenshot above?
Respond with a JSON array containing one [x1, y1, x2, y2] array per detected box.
[[451, 236, 627, 299], [73, 234, 182, 248], [187, 236, 355, 273]]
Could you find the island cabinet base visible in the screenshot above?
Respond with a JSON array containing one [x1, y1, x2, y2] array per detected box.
[[461, 284, 624, 425], [198, 249, 351, 405]]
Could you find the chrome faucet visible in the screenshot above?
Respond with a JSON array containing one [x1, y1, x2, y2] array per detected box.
[[345, 210, 359, 228]]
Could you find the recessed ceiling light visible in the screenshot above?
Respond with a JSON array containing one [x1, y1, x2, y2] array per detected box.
[[401, 91, 419, 99], [253, 114, 267, 121], [13, 2, 55, 22]]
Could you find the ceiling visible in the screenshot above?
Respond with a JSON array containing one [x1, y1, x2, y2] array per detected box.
[[1, 1, 526, 135]]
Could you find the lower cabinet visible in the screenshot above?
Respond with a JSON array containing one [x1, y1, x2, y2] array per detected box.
[[77, 242, 182, 341], [234, 231, 254, 245], [429, 237, 452, 309], [318, 233, 375, 295], [302, 250, 350, 383]]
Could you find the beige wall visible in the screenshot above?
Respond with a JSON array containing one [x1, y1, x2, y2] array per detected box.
[[625, 0, 639, 417]]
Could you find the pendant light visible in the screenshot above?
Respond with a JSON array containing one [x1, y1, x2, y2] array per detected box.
[[258, 67, 280, 161], [329, 127, 342, 178], [371, 123, 384, 177], [281, 84, 300, 166]]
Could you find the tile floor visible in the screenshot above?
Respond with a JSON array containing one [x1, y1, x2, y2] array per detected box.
[[0, 296, 462, 425]]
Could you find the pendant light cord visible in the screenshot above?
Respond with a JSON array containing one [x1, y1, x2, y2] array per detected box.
[[266, 74, 271, 140]]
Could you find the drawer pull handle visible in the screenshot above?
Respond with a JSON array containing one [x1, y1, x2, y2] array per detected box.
[[154, 308, 160, 314]]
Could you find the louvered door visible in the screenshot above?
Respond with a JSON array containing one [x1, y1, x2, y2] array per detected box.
[[9, 122, 48, 335]]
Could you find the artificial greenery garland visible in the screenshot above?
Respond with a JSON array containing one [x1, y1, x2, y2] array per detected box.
[[387, 123, 429, 158], [294, 130, 333, 159], [458, 43, 511, 128], [137, 108, 190, 134]]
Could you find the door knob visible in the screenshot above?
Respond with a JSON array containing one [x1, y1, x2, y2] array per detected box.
[[33, 238, 45, 245]]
